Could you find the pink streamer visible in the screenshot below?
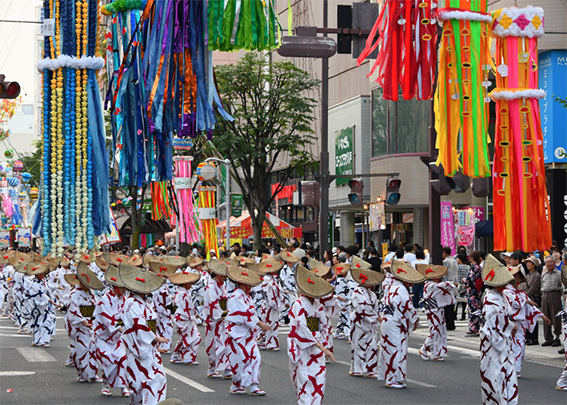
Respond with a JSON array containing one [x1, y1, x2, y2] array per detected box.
[[175, 158, 200, 244]]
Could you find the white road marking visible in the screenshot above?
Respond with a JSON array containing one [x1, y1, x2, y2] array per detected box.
[[16, 347, 57, 362], [446, 345, 480, 358], [163, 367, 215, 393], [0, 371, 36, 376], [0, 333, 29, 338], [406, 379, 437, 388]]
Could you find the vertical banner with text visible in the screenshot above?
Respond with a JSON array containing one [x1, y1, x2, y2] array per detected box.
[[440, 201, 456, 255], [335, 127, 354, 186]]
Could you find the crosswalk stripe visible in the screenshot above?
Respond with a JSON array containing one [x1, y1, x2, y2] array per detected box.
[[16, 347, 57, 362], [163, 367, 215, 393], [0, 371, 36, 376]]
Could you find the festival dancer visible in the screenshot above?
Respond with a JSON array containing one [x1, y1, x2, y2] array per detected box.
[[319, 263, 348, 357], [556, 307, 567, 391], [377, 260, 424, 389], [65, 263, 105, 382], [204, 259, 231, 379], [170, 271, 202, 365], [119, 263, 169, 405], [279, 251, 300, 322], [149, 260, 177, 353], [256, 259, 285, 350], [11, 252, 33, 334], [288, 264, 336, 405], [93, 265, 130, 397], [479, 255, 518, 405], [349, 262, 383, 377], [27, 261, 60, 347], [188, 255, 209, 323], [416, 264, 457, 361], [225, 265, 270, 395]]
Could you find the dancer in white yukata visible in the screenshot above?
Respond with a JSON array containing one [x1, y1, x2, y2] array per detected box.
[[188, 256, 208, 323], [288, 264, 336, 405], [349, 261, 384, 377], [11, 252, 33, 333], [119, 263, 168, 405], [416, 264, 457, 361], [378, 260, 424, 389], [65, 262, 105, 382], [149, 260, 177, 353], [170, 271, 202, 364], [319, 263, 348, 357], [479, 255, 518, 405], [93, 265, 130, 397], [225, 265, 270, 396], [27, 261, 60, 347], [256, 259, 285, 350], [204, 259, 231, 379], [279, 251, 300, 321], [556, 306, 567, 391], [334, 259, 355, 340]]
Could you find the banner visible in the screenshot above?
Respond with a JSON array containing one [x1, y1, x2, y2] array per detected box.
[[440, 201, 456, 255], [0, 231, 10, 248], [98, 209, 121, 245], [231, 194, 243, 217], [369, 201, 385, 231], [17, 227, 31, 247], [335, 127, 354, 186]]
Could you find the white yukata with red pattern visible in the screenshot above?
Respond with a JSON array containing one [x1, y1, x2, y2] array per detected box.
[[258, 274, 284, 350], [480, 288, 518, 405], [287, 295, 328, 405], [204, 277, 230, 373], [93, 289, 127, 388], [152, 283, 173, 351], [122, 292, 167, 405], [318, 294, 340, 353], [502, 284, 542, 375], [421, 280, 457, 359], [556, 314, 567, 390], [171, 286, 201, 363], [66, 288, 99, 380], [377, 277, 418, 385], [225, 287, 261, 391], [350, 285, 380, 375]]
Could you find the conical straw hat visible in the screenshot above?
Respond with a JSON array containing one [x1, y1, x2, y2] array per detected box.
[[280, 251, 300, 264], [295, 264, 334, 298], [244, 262, 264, 276], [78, 253, 95, 264], [391, 260, 426, 284], [0, 251, 12, 264], [509, 264, 526, 283], [105, 265, 126, 287], [226, 265, 262, 287], [60, 256, 70, 267], [217, 258, 239, 267], [415, 264, 448, 280], [351, 255, 372, 271], [164, 255, 187, 267], [127, 254, 143, 267], [207, 259, 228, 276], [95, 254, 111, 270], [143, 254, 159, 267], [351, 266, 385, 286], [168, 271, 201, 285], [310, 261, 332, 277], [332, 262, 351, 276], [76, 262, 105, 290], [9, 251, 32, 266], [236, 256, 255, 265], [109, 252, 128, 266], [261, 253, 276, 262], [119, 263, 165, 294], [27, 261, 50, 276], [482, 254, 514, 287], [148, 260, 177, 277], [187, 256, 204, 268], [257, 260, 284, 274], [64, 273, 81, 286]]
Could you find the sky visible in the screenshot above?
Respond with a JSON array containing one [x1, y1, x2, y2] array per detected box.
[[0, 0, 44, 105]]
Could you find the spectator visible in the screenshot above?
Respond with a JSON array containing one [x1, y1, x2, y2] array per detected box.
[[345, 245, 360, 264], [306, 249, 317, 259], [395, 248, 405, 260], [464, 251, 483, 336], [442, 247, 459, 331], [552, 249, 563, 270], [292, 242, 306, 259], [412, 250, 428, 309], [525, 256, 542, 345], [366, 248, 382, 272], [403, 244, 416, 267], [323, 250, 333, 267], [500, 252, 513, 266], [541, 256, 563, 347], [384, 244, 398, 264], [509, 252, 523, 267], [456, 253, 470, 321], [336, 246, 346, 256]]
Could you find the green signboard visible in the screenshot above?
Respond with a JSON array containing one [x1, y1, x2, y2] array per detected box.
[[335, 127, 354, 186], [231, 194, 243, 217]]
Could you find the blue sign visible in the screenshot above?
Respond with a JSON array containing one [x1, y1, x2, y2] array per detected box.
[[539, 50, 567, 163]]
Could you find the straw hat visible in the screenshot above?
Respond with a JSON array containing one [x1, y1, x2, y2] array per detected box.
[[244, 262, 264, 276], [381, 261, 393, 271], [76, 262, 105, 290], [237, 256, 255, 265], [64, 273, 81, 286], [109, 252, 128, 266], [148, 260, 177, 277], [119, 263, 165, 294], [187, 256, 204, 268], [95, 254, 111, 270], [217, 258, 239, 267], [257, 260, 284, 274], [482, 254, 514, 287], [38, 256, 59, 271], [332, 262, 351, 276], [9, 251, 32, 266], [509, 264, 526, 283], [78, 253, 95, 264], [351, 256, 372, 271], [164, 256, 187, 268], [105, 265, 126, 287], [226, 265, 262, 287], [60, 256, 70, 267], [295, 264, 334, 298], [351, 266, 385, 287], [280, 251, 300, 264], [390, 260, 426, 284], [261, 253, 276, 262], [415, 264, 448, 280], [0, 251, 12, 264], [127, 253, 143, 267], [207, 259, 228, 276], [142, 253, 159, 267], [169, 271, 201, 285], [310, 259, 332, 277], [27, 261, 51, 276]]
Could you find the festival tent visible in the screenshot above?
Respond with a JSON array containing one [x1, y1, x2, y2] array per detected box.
[[217, 211, 302, 240]]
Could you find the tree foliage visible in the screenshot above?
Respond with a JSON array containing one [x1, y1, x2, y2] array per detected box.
[[213, 52, 319, 248]]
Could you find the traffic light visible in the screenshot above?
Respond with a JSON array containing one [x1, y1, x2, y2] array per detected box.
[[348, 179, 364, 206], [446, 171, 470, 193], [0, 75, 20, 99], [385, 177, 401, 205], [472, 177, 490, 197], [429, 163, 470, 195], [300, 181, 320, 206]]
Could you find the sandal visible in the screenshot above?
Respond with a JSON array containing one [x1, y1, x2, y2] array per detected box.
[[250, 389, 266, 396], [349, 372, 363, 377]]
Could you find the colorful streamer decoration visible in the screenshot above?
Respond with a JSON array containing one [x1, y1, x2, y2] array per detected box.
[[197, 186, 218, 260], [357, 0, 438, 101], [150, 181, 173, 221], [490, 6, 551, 252], [174, 156, 200, 245], [434, 1, 493, 178], [36, 0, 110, 255]]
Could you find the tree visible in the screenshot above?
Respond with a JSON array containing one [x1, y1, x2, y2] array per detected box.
[[213, 53, 319, 249]]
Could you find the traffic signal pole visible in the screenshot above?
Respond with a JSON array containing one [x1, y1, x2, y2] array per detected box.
[[319, 0, 330, 253]]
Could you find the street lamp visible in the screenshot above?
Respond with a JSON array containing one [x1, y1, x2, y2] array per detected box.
[[205, 157, 231, 251]]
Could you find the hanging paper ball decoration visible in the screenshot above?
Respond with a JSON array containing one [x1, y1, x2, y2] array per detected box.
[[29, 187, 39, 197], [18, 192, 26, 201], [4, 150, 13, 159], [21, 173, 31, 183], [196, 161, 217, 181], [12, 161, 23, 171], [8, 177, 19, 187]]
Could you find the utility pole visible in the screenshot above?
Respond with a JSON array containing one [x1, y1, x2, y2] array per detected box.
[[319, 0, 330, 253]]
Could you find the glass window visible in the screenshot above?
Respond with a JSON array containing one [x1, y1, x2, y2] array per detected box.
[[371, 88, 388, 157]]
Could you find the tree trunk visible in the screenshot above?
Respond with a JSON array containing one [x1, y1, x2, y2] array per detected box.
[[252, 209, 265, 251], [129, 185, 141, 249]]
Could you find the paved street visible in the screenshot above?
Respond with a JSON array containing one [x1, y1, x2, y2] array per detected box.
[[0, 313, 565, 405]]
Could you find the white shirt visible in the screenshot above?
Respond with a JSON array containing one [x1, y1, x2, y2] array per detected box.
[[403, 252, 417, 267]]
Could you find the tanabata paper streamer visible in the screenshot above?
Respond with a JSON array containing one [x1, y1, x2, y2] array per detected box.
[[150, 181, 173, 221], [35, 0, 110, 255], [490, 6, 551, 252], [207, 0, 281, 52], [357, 0, 438, 101], [197, 186, 218, 260], [434, 0, 493, 178], [173, 156, 200, 245]]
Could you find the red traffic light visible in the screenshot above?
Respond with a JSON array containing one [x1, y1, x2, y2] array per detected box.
[[386, 178, 401, 189], [385, 177, 401, 205], [0, 75, 20, 99]]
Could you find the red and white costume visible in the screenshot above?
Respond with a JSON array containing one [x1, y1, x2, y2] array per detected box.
[[557, 313, 567, 390], [225, 287, 261, 391], [93, 289, 127, 389], [350, 285, 380, 375], [420, 280, 457, 360], [258, 274, 284, 350], [377, 277, 418, 384], [152, 284, 173, 351], [66, 288, 99, 381], [171, 286, 201, 363], [204, 277, 230, 373], [502, 284, 542, 374], [318, 294, 340, 353], [287, 296, 328, 405], [122, 292, 167, 405], [480, 288, 518, 405]]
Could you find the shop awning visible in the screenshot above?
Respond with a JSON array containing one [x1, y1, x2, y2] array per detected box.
[[217, 210, 302, 239]]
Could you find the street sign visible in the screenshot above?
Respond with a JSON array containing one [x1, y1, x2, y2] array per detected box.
[[335, 127, 354, 186], [231, 194, 243, 217]]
